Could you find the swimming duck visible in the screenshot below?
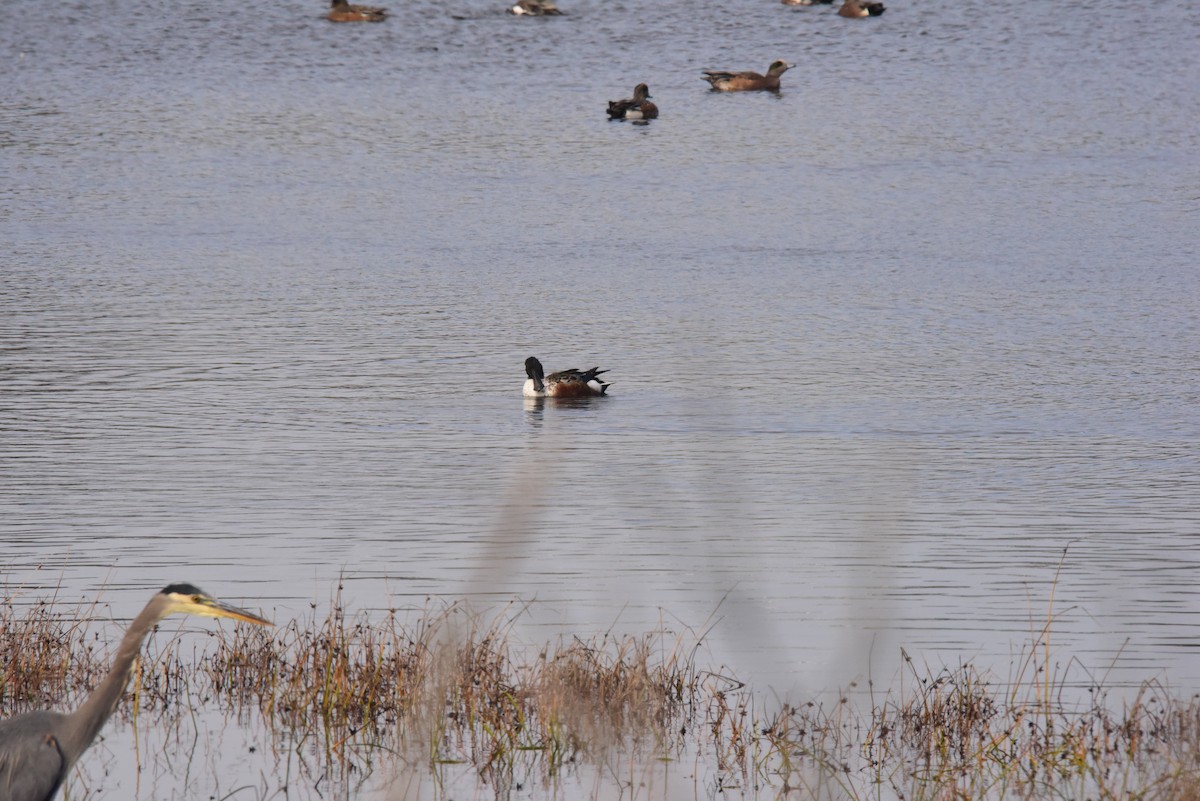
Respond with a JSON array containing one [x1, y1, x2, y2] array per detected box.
[[701, 60, 793, 92], [509, 0, 563, 14], [607, 83, 659, 120], [838, 0, 885, 16], [523, 357, 611, 398], [327, 0, 387, 21]]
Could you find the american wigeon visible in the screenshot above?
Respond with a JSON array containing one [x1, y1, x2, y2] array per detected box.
[[838, 0, 886, 16], [327, 0, 387, 21], [606, 84, 659, 120], [523, 357, 611, 398], [701, 60, 793, 92], [509, 0, 563, 14]]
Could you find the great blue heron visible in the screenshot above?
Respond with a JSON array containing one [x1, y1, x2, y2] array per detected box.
[[0, 583, 272, 801]]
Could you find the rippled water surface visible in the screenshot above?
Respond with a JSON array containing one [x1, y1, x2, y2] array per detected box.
[[2, 0, 1198, 795]]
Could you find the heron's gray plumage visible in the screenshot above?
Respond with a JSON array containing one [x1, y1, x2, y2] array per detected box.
[[0, 714, 68, 801]]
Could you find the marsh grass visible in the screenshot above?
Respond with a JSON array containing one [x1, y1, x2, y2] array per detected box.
[[236, 593, 701, 781], [3, 588, 1200, 800], [0, 591, 108, 712]]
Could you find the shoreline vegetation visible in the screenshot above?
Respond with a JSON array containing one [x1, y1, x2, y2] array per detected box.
[[2, 587, 1199, 800]]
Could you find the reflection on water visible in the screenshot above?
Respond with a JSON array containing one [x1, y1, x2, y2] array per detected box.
[[2, 0, 1198, 796]]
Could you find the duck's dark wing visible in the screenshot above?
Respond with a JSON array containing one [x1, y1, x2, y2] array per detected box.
[[577, 367, 608, 384], [704, 70, 764, 81], [547, 367, 608, 384], [607, 99, 634, 118]]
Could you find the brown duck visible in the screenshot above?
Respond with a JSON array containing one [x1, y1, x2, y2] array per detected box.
[[509, 0, 564, 14], [607, 83, 659, 120], [523, 357, 611, 398], [702, 60, 792, 92], [838, 0, 886, 16], [327, 0, 387, 21]]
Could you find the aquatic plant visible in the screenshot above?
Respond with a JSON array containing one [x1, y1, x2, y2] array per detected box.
[[3, 587, 1200, 800]]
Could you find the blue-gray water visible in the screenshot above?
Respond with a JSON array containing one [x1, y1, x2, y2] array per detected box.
[[1, 0, 1198, 796]]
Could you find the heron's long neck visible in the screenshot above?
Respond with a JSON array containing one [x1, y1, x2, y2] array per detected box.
[[60, 603, 161, 763]]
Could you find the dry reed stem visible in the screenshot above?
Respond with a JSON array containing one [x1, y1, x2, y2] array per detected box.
[[1, 594, 110, 714]]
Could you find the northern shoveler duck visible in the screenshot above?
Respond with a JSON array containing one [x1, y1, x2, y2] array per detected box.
[[702, 60, 793, 92], [523, 357, 611, 398], [327, 0, 387, 21], [509, 0, 563, 14], [607, 84, 659, 121], [838, 0, 885, 16]]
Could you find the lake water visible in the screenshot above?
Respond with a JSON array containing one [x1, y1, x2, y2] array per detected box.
[[1, 0, 1198, 796]]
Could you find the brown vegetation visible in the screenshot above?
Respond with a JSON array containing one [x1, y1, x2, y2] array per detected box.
[[3, 588, 1200, 799]]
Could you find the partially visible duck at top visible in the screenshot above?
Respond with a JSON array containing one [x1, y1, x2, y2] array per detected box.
[[838, 0, 886, 16], [523, 357, 611, 398], [702, 60, 793, 92], [782, 0, 834, 6], [607, 83, 659, 121], [510, 0, 563, 15], [327, 0, 387, 21]]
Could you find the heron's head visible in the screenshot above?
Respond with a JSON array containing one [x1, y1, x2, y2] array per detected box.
[[158, 583, 273, 626]]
